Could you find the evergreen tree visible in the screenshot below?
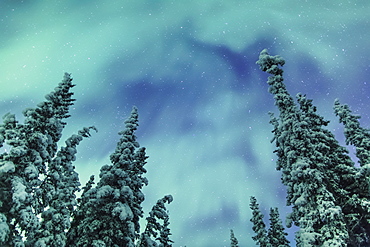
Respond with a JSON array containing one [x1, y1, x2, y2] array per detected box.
[[139, 195, 174, 247], [66, 107, 149, 247], [333, 99, 370, 167], [0, 73, 173, 246], [230, 229, 239, 247], [66, 175, 96, 246], [257, 49, 370, 246], [31, 126, 97, 247], [257, 49, 350, 246], [250, 196, 270, 247], [333, 99, 370, 245], [267, 207, 289, 247], [0, 73, 92, 246]]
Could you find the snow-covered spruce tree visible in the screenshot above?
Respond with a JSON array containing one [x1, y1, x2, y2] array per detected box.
[[295, 93, 368, 245], [1, 74, 174, 246], [0, 73, 96, 246], [250, 197, 289, 246], [249, 196, 270, 247], [267, 207, 289, 247], [66, 107, 152, 247], [31, 126, 97, 247], [66, 175, 95, 245], [257, 49, 354, 246], [139, 195, 173, 247], [230, 229, 239, 247], [333, 99, 370, 245], [334, 99, 370, 167]]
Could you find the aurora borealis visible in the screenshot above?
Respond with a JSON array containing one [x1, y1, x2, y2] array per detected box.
[[1, 1, 369, 246]]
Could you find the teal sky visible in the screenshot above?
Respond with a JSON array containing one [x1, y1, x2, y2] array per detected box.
[[1, 1, 369, 246]]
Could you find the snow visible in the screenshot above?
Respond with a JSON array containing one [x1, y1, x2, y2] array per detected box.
[[96, 185, 113, 199], [0, 161, 15, 173], [112, 203, 133, 221], [24, 164, 38, 179], [12, 179, 27, 203]]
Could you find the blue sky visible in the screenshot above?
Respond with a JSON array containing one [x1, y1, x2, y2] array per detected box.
[[1, 1, 369, 246]]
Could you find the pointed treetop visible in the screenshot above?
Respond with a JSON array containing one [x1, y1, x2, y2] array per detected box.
[[334, 99, 370, 166], [230, 229, 239, 247]]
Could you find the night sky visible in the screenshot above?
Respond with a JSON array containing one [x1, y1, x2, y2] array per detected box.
[[1, 1, 370, 246]]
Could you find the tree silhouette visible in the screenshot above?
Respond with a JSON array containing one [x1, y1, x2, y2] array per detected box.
[[230, 229, 239, 247]]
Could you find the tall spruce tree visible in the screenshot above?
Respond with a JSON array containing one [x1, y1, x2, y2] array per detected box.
[[0, 74, 173, 247], [256, 49, 352, 246], [66, 107, 149, 247], [0, 73, 95, 246], [334, 99, 370, 167], [250, 196, 270, 247], [31, 126, 97, 247], [267, 207, 289, 247], [139, 195, 173, 247], [250, 196, 289, 247], [333, 99, 370, 245]]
